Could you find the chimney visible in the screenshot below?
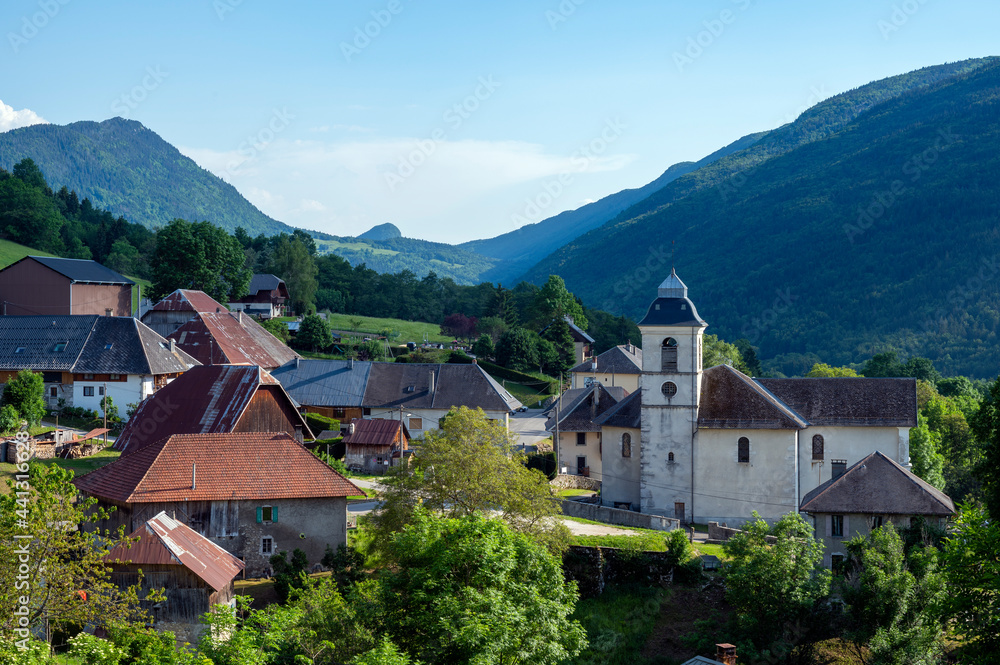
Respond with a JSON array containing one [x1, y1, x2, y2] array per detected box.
[[715, 644, 737, 665], [192, 463, 196, 490], [349, 421, 356, 435], [429, 370, 435, 394], [591, 359, 597, 372], [169, 338, 176, 353], [295, 357, 300, 369], [238, 310, 243, 324], [294, 424, 304, 443], [349, 358, 354, 370], [832, 459, 847, 480]]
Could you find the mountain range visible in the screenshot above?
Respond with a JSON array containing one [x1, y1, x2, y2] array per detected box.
[[2, 57, 999, 376]]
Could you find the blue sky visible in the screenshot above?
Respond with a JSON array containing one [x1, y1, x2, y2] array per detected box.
[[1, 0, 998, 243]]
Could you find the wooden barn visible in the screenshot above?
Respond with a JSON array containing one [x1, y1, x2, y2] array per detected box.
[[105, 511, 244, 626], [0, 255, 134, 316], [342, 418, 409, 473], [113, 364, 313, 456]]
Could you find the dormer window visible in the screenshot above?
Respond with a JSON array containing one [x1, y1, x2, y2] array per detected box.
[[14, 347, 25, 354], [53, 343, 67, 352]]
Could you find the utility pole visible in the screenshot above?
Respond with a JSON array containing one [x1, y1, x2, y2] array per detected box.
[[103, 382, 108, 446]]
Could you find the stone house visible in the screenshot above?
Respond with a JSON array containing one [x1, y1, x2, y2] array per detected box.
[[113, 364, 312, 456], [800, 450, 955, 568], [0, 255, 134, 316], [76, 432, 361, 577]]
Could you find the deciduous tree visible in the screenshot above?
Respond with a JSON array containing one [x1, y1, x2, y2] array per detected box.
[[1, 370, 45, 426]]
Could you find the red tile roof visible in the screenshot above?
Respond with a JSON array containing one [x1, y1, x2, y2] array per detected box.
[[151, 289, 229, 314], [77, 432, 361, 503], [342, 418, 407, 447], [113, 365, 309, 455], [171, 312, 299, 369], [106, 511, 245, 592]]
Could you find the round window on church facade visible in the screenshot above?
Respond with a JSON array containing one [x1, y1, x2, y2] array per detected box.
[[661, 381, 677, 397]]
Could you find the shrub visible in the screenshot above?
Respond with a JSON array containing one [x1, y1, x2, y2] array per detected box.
[[305, 412, 340, 436], [0, 404, 20, 432], [271, 548, 309, 603]]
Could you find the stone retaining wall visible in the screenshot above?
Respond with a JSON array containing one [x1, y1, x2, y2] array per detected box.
[[560, 499, 681, 532], [550, 474, 602, 491], [562, 546, 675, 598], [707, 521, 776, 544]]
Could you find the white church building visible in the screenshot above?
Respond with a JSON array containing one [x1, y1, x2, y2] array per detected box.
[[591, 269, 917, 525]]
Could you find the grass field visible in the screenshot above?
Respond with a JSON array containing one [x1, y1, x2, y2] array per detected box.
[[0, 448, 120, 494], [319, 313, 452, 344]]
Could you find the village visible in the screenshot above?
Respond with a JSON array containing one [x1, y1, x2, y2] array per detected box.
[[0, 253, 969, 664]]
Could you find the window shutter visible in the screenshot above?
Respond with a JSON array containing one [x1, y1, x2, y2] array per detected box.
[[825, 515, 831, 538], [256, 507, 263, 523], [272, 506, 278, 523]]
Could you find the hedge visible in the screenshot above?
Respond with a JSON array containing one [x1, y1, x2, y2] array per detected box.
[[304, 412, 340, 435]]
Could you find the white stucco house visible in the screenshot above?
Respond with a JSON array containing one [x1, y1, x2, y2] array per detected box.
[[592, 268, 917, 526]]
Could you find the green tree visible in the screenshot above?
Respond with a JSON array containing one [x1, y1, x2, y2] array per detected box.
[[971, 376, 1000, 517], [722, 512, 831, 656], [271, 547, 309, 604], [260, 318, 290, 343], [703, 334, 749, 374], [99, 394, 121, 424], [268, 234, 319, 314], [376, 509, 586, 665], [530, 275, 588, 330], [0, 465, 150, 640], [150, 218, 251, 302], [12, 157, 48, 190], [366, 406, 569, 557], [1, 370, 45, 426], [941, 503, 1000, 662], [495, 327, 539, 373], [476, 315, 508, 343], [297, 314, 333, 352], [841, 524, 946, 665], [735, 338, 763, 376], [909, 414, 946, 490], [862, 351, 907, 378], [473, 333, 495, 359], [105, 238, 141, 276], [807, 362, 860, 377], [541, 317, 576, 375], [0, 175, 65, 253]]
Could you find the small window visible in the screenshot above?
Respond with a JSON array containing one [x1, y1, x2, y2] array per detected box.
[[83, 386, 94, 397], [53, 343, 66, 352], [363, 408, 371, 416], [408, 417, 422, 430], [832, 514, 844, 538], [84, 373, 94, 380], [261, 537, 273, 555], [98, 387, 105, 396], [105, 343, 114, 350], [576, 432, 586, 446], [621, 432, 631, 458], [661, 381, 677, 397], [109, 373, 120, 380], [668, 451, 675, 463], [738, 437, 750, 463], [14, 347, 25, 354], [49, 387, 57, 398], [257, 506, 277, 523], [812, 434, 824, 461], [831, 554, 846, 574], [872, 515, 883, 529]]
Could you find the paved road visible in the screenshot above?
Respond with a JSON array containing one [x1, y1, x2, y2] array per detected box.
[[508, 409, 551, 449]]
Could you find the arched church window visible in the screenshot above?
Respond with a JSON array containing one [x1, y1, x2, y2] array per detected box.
[[661, 381, 677, 397], [738, 437, 750, 463], [621, 432, 631, 458], [668, 451, 675, 463], [661, 337, 678, 371], [812, 434, 824, 461]]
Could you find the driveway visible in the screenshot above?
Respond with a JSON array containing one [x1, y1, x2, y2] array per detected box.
[[508, 409, 551, 449]]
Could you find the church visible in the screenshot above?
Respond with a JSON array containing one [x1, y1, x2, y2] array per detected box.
[[575, 269, 917, 525]]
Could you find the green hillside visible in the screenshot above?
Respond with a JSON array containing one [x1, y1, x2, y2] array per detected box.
[[0, 117, 293, 236], [522, 58, 1000, 377]]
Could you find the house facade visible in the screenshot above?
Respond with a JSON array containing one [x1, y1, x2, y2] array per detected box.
[[593, 269, 917, 525], [0, 256, 134, 317], [0, 315, 199, 412], [547, 384, 627, 480], [228, 274, 289, 319], [569, 343, 642, 392], [270, 358, 370, 424], [800, 451, 954, 568], [76, 432, 361, 577], [113, 364, 312, 455], [342, 417, 409, 472]]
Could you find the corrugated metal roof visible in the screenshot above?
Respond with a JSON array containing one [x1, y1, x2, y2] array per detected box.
[[105, 511, 245, 592], [77, 432, 362, 503], [149, 289, 229, 313], [800, 451, 954, 516], [342, 417, 408, 447], [270, 359, 371, 407], [170, 312, 299, 369], [113, 365, 309, 455], [21, 255, 134, 285]]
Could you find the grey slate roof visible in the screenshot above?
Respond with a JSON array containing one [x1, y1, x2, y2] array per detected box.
[[565, 317, 595, 343], [363, 362, 522, 412], [757, 377, 918, 427], [0, 316, 199, 375], [594, 390, 641, 429], [26, 256, 134, 285], [547, 384, 627, 432], [270, 359, 372, 407], [248, 274, 284, 293], [800, 451, 954, 516], [698, 365, 808, 429], [570, 344, 643, 375], [638, 269, 707, 327]]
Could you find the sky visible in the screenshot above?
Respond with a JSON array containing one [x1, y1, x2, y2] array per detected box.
[[1, 0, 998, 244]]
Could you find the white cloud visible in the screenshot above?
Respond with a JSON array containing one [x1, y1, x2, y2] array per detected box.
[[179, 135, 636, 242], [0, 100, 47, 132]]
